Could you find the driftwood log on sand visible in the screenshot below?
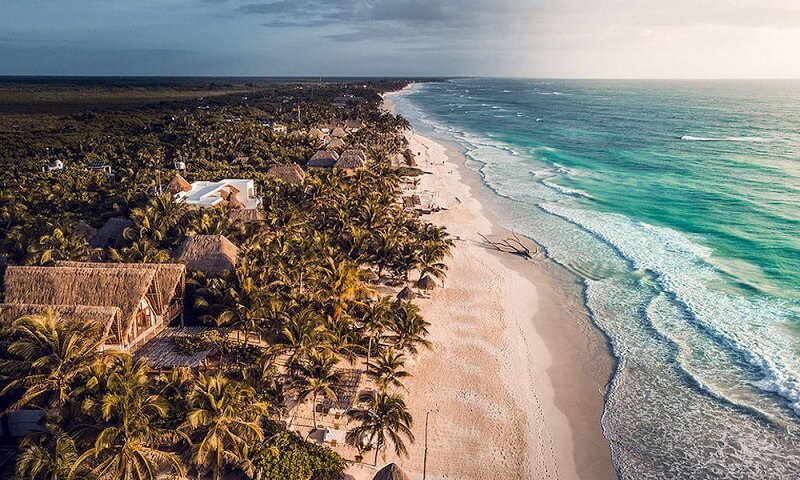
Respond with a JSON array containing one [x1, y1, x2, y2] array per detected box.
[[478, 232, 536, 259]]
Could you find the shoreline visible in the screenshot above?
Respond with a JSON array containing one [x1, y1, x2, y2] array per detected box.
[[364, 90, 616, 479]]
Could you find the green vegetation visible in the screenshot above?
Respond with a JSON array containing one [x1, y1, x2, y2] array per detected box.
[[0, 78, 451, 478]]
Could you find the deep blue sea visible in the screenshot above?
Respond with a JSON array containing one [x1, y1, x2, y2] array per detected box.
[[391, 79, 800, 479]]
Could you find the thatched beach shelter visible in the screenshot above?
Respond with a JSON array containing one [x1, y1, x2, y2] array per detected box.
[[89, 217, 133, 248], [325, 137, 346, 150], [173, 235, 239, 276], [309, 127, 326, 141], [3, 262, 185, 352], [373, 464, 410, 480], [229, 208, 266, 225], [334, 149, 367, 171], [288, 129, 305, 139], [417, 274, 437, 290], [331, 127, 348, 138], [166, 172, 192, 194], [307, 150, 339, 168], [396, 286, 416, 301], [267, 164, 306, 185]]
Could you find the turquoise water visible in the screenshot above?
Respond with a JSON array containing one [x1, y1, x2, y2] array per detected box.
[[391, 79, 800, 478]]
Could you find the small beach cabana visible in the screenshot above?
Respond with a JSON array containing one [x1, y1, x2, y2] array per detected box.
[[325, 137, 346, 150], [89, 217, 133, 248], [173, 234, 239, 277], [229, 208, 266, 225], [267, 164, 306, 185], [396, 287, 416, 301], [3, 262, 185, 352], [309, 127, 326, 141], [334, 149, 367, 171], [166, 172, 192, 194], [373, 464, 411, 480], [331, 127, 348, 138], [417, 274, 437, 290], [307, 150, 339, 168]]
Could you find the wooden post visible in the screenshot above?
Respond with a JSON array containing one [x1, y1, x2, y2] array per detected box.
[[423, 410, 430, 480]]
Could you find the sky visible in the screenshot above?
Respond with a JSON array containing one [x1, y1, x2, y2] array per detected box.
[[2, 0, 800, 78]]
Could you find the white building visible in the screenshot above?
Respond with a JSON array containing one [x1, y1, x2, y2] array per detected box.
[[174, 178, 261, 210]]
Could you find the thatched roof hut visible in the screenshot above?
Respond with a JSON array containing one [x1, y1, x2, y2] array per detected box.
[[267, 164, 306, 185], [89, 217, 133, 248], [396, 287, 416, 301], [372, 464, 410, 480], [325, 137, 346, 150], [417, 274, 437, 290], [309, 128, 325, 140], [229, 208, 266, 225], [166, 173, 192, 194], [288, 129, 305, 139], [307, 150, 339, 168], [173, 235, 239, 276], [404, 148, 417, 167], [344, 119, 364, 131], [334, 149, 367, 171], [331, 127, 348, 138], [4, 262, 185, 351]]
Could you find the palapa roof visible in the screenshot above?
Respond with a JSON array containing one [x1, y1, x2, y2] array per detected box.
[[307, 149, 339, 168], [55, 262, 184, 323], [331, 127, 348, 138], [288, 129, 305, 139], [89, 217, 133, 248], [396, 286, 416, 300], [334, 149, 367, 170], [3, 262, 184, 344], [417, 274, 437, 290], [344, 119, 364, 130], [373, 464, 411, 480], [309, 127, 325, 139], [166, 173, 192, 194], [325, 137, 346, 150], [267, 164, 306, 185], [229, 208, 266, 225], [173, 235, 238, 276]]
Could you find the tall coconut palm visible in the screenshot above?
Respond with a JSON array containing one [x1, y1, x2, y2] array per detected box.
[[290, 350, 342, 430], [345, 390, 414, 466], [181, 373, 269, 480], [388, 301, 432, 355], [0, 312, 103, 411], [368, 350, 411, 392], [359, 297, 393, 372], [15, 425, 79, 480], [318, 256, 363, 320], [72, 356, 183, 480]]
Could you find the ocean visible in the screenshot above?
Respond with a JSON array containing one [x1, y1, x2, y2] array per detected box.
[[390, 79, 800, 479]]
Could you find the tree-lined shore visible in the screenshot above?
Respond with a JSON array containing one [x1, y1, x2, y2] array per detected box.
[[0, 78, 450, 479]]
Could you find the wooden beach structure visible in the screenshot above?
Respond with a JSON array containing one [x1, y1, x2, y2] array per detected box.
[[267, 164, 306, 185], [173, 234, 239, 277], [307, 149, 339, 168], [2, 261, 185, 353], [334, 149, 367, 172]]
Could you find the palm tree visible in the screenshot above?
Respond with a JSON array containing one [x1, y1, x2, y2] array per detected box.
[[345, 390, 414, 466], [0, 312, 103, 411], [26, 223, 93, 266], [388, 301, 432, 355], [290, 350, 342, 430], [318, 256, 363, 320], [15, 424, 79, 480], [359, 297, 393, 372], [73, 356, 184, 480], [181, 373, 269, 480], [368, 350, 411, 392]]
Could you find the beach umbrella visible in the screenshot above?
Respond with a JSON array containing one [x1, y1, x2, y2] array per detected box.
[[396, 286, 416, 300], [372, 463, 411, 480], [416, 274, 437, 290]]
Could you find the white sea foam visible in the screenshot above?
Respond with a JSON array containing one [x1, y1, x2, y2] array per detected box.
[[542, 180, 587, 198], [540, 202, 800, 417], [680, 135, 770, 143]]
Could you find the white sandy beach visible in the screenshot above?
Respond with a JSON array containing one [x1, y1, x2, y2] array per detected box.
[[347, 93, 617, 480]]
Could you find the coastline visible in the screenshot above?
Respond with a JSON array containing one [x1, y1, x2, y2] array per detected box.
[[364, 90, 616, 479]]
